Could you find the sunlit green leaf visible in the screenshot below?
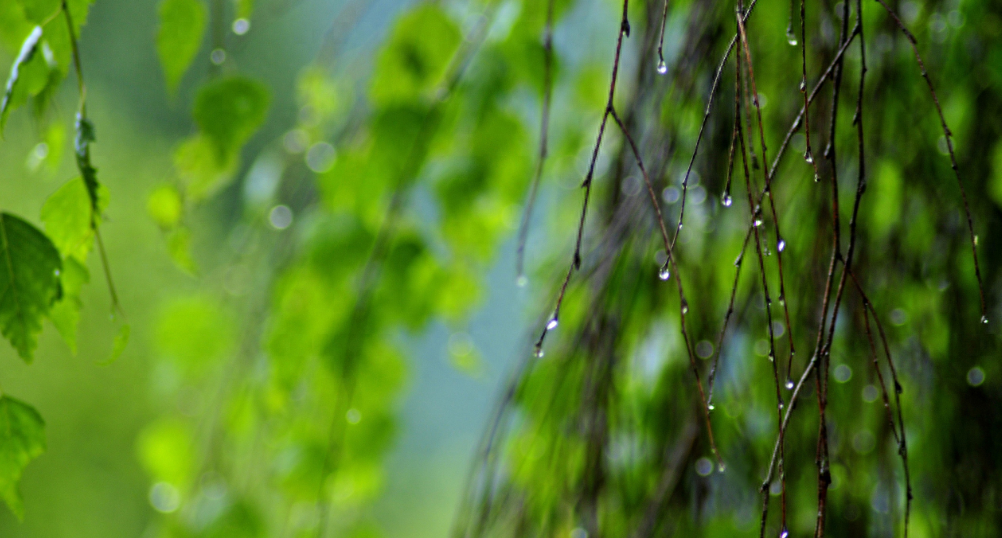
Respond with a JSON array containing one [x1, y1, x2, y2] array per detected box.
[[156, 0, 206, 94], [41, 176, 100, 262], [0, 395, 45, 520], [0, 212, 61, 362]]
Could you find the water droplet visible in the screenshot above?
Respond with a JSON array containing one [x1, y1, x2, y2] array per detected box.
[[681, 299, 689, 315], [804, 149, 814, 164], [54, 268, 60, 277], [734, 254, 743, 267], [658, 264, 671, 281], [717, 461, 727, 473], [777, 239, 786, 252], [780, 526, 790, 538], [210, 48, 227, 65], [708, 404, 715, 411], [778, 293, 786, 306], [534, 347, 544, 358], [232, 18, 251, 35], [778, 400, 785, 410], [656, 59, 667, 75], [799, 79, 806, 92], [768, 353, 775, 363], [722, 193, 733, 207], [786, 30, 798, 46], [974, 234, 980, 246], [546, 317, 559, 330], [785, 378, 795, 390], [516, 275, 528, 287], [981, 315, 989, 324], [754, 218, 763, 227]]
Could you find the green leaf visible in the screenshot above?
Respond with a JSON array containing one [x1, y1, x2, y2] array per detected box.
[[193, 75, 270, 163], [156, 0, 207, 94], [0, 25, 42, 133], [0, 213, 62, 362], [0, 395, 45, 520], [41, 177, 102, 262], [370, 5, 461, 106], [47, 256, 87, 354]]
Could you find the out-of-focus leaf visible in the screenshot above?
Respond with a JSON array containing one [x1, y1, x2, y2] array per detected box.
[[136, 418, 195, 488], [193, 75, 270, 162], [0, 213, 61, 362], [0, 395, 45, 520], [47, 256, 88, 353], [147, 184, 184, 229], [232, 0, 253, 19], [167, 226, 198, 274], [155, 295, 235, 371], [369, 5, 460, 105], [156, 0, 206, 94], [0, 25, 42, 133], [173, 135, 238, 200]]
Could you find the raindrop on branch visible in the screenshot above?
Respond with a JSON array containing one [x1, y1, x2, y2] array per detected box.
[[722, 193, 733, 207], [657, 59, 667, 75], [658, 264, 671, 281], [546, 317, 559, 331], [777, 238, 786, 252], [786, 29, 798, 46]]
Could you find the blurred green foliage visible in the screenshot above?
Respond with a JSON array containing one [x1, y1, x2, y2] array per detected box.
[[0, 0, 1001, 537]]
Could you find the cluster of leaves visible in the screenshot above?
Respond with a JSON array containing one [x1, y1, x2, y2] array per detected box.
[[3, 0, 1002, 536], [134, 0, 562, 537], [0, 0, 127, 519]]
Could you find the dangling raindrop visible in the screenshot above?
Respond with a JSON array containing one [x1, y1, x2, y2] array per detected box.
[[734, 254, 743, 267], [547, 317, 559, 331], [981, 315, 989, 325], [778, 292, 786, 306], [778, 400, 785, 410], [813, 172, 821, 183], [799, 79, 806, 92], [786, 29, 798, 46], [516, 275, 528, 287], [804, 149, 814, 164], [780, 526, 790, 538], [768, 353, 775, 363], [534, 347, 545, 358], [708, 404, 715, 411], [754, 218, 764, 227], [785, 377, 795, 390], [658, 263, 671, 281], [974, 234, 980, 247], [722, 193, 733, 207], [777, 238, 786, 252], [681, 298, 689, 315], [717, 461, 727, 473], [657, 58, 667, 75]]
